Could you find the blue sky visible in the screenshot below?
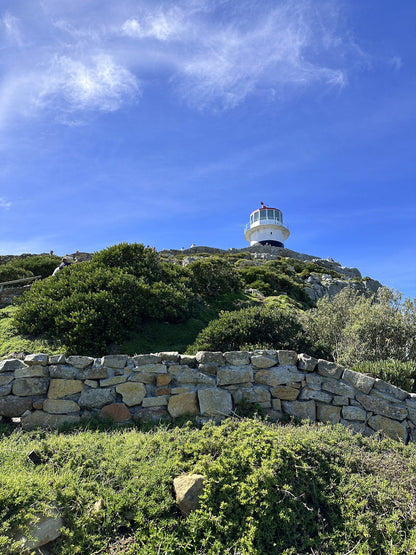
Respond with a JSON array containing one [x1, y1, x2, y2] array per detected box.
[[0, 1, 415, 297]]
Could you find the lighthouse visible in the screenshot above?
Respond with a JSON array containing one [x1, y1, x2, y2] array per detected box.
[[244, 202, 290, 247]]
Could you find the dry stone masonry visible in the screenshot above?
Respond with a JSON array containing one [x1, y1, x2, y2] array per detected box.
[[0, 350, 414, 442]]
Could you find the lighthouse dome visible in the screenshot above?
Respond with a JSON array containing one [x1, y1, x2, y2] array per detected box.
[[244, 202, 290, 247]]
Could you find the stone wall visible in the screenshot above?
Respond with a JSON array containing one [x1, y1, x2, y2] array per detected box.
[[0, 350, 414, 442]]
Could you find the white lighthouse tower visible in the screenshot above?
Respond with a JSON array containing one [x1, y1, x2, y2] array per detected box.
[[244, 202, 290, 247]]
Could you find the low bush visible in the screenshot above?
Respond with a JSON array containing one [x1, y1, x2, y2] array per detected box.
[[13, 264, 145, 354], [187, 257, 241, 297], [188, 305, 310, 353], [239, 261, 310, 304]]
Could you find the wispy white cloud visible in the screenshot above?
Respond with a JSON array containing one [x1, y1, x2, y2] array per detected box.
[[1, 12, 24, 46], [36, 54, 139, 113], [0, 0, 369, 124], [0, 197, 11, 209]]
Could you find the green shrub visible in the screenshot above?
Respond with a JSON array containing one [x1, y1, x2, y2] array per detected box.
[[13, 263, 145, 354], [187, 257, 241, 297], [146, 282, 193, 322], [188, 305, 310, 353], [0, 266, 33, 283], [302, 287, 416, 365], [92, 242, 162, 282], [238, 261, 310, 304], [0, 255, 62, 281]]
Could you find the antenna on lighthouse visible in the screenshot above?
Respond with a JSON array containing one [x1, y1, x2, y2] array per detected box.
[[244, 203, 290, 247]]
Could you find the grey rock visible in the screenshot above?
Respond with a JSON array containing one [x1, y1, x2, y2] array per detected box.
[[251, 355, 277, 369], [317, 405, 341, 424], [15, 365, 48, 378], [78, 366, 109, 380], [322, 379, 355, 398], [116, 383, 146, 406], [0, 384, 12, 397], [332, 396, 349, 406], [13, 377, 49, 397], [43, 399, 80, 414], [282, 400, 316, 421], [198, 388, 232, 417], [66, 356, 94, 369], [49, 354, 66, 364], [49, 364, 78, 379], [342, 406, 367, 421], [142, 396, 168, 407], [299, 388, 332, 403], [133, 354, 162, 365], [356, 394, 407, 421], [19, 506, 63, 549], [22, 411, 80, 430], [100, 355, 128, 369], [255, 367, 304, 386], [305, 374, 323, 389], [174, 474, 205, 517], [132, 364, 167, 375], [373, 379, 408, 401], [24, 353, 48, 366], [0, 395, 32, 417], [317, 360, 344, 379], [297, 353, 318, 372], [233, 386, 271, 406], [217, 366, 253, 385], [342, 369, 375, 394], [277, 350, 297, 366], [79, 388, 116, 408], [176, 368, 216, 385], [195, 351, 225, 366], [0, 373, 14, 386], [0, 359, 27, 373], [368, 415, 408, 442], [224, 351, 250, 366]]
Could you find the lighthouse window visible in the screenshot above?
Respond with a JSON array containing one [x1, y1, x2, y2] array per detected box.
[[267, 209, 274, 219], [260, 210, 267, 220], [253, 211, 259, 222]]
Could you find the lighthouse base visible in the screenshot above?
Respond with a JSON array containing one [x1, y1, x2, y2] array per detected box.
[[254, 240, 284, 248]]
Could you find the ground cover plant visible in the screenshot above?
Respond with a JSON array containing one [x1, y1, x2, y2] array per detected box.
[[1, 419, 416, 554]]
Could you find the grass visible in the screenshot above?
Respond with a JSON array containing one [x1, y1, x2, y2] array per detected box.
[[121, 318, 206, 355], [1, 418, 416, 554], [0, 306, 64, 360], [122, 291, 257, 355]]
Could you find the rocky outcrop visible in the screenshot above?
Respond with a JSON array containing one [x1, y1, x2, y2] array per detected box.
[[304, 273, 382, 303], [0, 350, 415, 443]]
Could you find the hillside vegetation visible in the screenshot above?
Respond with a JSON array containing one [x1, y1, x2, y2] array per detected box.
[[1, 418, 416, 554], [1, 243, 416, 390]]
